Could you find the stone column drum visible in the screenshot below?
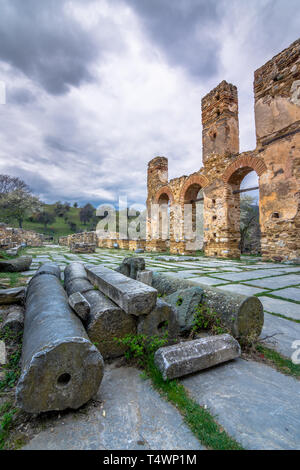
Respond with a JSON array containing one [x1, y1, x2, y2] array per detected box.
[[16, 270, 104, 413]]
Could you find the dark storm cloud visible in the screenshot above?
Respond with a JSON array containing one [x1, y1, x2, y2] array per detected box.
[[2, 166, 54, 197], [8, 87, 36, 105], [0, 0, 98, 95], [44, 135, 80, 155], [124, 0, 222, 78]]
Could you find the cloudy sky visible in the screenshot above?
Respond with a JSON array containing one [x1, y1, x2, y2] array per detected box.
[[0, 0, 299, 207]]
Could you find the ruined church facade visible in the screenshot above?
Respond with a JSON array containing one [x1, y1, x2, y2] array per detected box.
[[146, 39, 300, 262]]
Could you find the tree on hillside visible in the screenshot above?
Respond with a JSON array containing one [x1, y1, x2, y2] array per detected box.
[[54, 201, 70, 217], [79, 203, 95, 225], [73, 202, 78, 208], [36, 210, 56, 229], [240, 195, 260, 254], [0, 174, 29, 196], [68, 221, 77, 232]]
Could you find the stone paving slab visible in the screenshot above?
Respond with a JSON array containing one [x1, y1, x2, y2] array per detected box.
[[23, 365, 204, 451], [271, 287, 300, 302], [261, 312, 300, 358], [247, 274, 300, 289], [258, 297, 300, 320], [160, 271, 204, 279], [181, 358, 300, 450], [217, 284, 268, 296], [212, 270, 289, 282], [186, 276, 229, 286]]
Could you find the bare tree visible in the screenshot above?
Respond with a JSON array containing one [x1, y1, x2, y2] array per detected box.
[[1, 189, 41, 228], [0, 174, 41, 228], [0, 174, 30, 196]]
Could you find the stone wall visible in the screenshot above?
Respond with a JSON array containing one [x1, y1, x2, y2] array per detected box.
[[58, 231, 147, 252], [0, 223, 44, 248], [146, 39, 300, 261]]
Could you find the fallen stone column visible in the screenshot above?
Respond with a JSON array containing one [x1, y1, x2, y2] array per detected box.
[[0, 256, 32, 273], [2, 306, 24, 334], [137, 299, 179, 344], [68, 292, 90, 322], [85, 265, 157, 316], [64, 262, 89, 284], [65, 278, 95, 297], [154, 334, 241, 380], [34, 263, 61, 279], [83, 289, 136, 359], [64, 263, 94, 297], [152, 272, 264, 340], [0, 287, 26, 305], [116, 256, 146, 279], [16, 271, 104, 413], [164, 287, 204, 333]]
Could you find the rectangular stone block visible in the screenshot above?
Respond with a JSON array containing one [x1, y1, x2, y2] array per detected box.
[[154, 334, 241, 380], [0, 340, 6, 365], [136, 270, 153, 286], [85, 265, 157, 316]]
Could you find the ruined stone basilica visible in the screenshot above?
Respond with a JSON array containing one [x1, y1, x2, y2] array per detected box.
[[146, 39, 300, 261]]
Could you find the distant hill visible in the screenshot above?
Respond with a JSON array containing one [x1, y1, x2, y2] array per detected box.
[[0, 203, 140, 242], [0, 203, 97, 241]]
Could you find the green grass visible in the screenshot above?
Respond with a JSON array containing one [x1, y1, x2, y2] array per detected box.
[[256, 344, 300, 379], [0, 272, 22, 287], [1, 204, 95, 241], [0, 402, 18, 450], [145, 358, 243, 450], [116, 333, 243, 450], [0, 326, 23, 392]]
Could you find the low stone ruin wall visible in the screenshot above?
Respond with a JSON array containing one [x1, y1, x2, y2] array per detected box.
[[59, 231, 147, 252], [0, 223, 44, 249]]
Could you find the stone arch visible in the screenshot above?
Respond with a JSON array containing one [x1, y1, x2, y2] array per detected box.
[[154, 186, 175, 204], [222, 155, 267, 183], [179, 174, 208, 252], [179, 173, 209, 202], [221, 154, 265, 258]]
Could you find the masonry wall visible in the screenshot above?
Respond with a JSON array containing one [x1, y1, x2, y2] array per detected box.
[[0, 223, 44, 248], [146, 39, 300, 261]]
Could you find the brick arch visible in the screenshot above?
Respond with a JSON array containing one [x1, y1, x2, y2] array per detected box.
[[179, 173, 209, 202], [222, 155, 267, 183], [154, 186, 175, 204]]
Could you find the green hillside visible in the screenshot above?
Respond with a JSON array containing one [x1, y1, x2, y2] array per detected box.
[[0, 203, 97, 241]]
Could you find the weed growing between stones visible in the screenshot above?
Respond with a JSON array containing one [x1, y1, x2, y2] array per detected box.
[[0, 401, 18, 450], [0, 250, 14, 260], [0, 323, 23, 448], [0, 326, 22, 391], [114, 333, 168, 367], [115, 332, 244, 450], [0, 272, 22, 288], [191, 301, 230, 337]]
